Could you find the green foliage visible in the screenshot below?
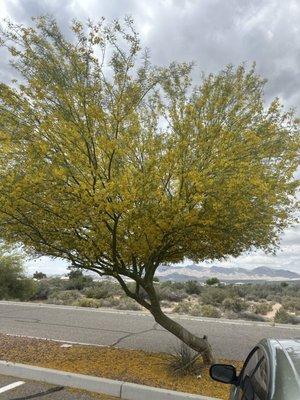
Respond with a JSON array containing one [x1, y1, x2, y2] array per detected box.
[[205, 278, 220, 286], [68, 269, 84, 280], [201, 288, 226, 306], [282, 297, 300, 312], [66, 268, 93, 290], [168, 343, 201, 376], [84, 281, 123, 298], [66, 275, 93, 290], [274, 307, 294, 324], [185, 280, 202, 295], [253, 302, 272, 315], [33, 271, 47, 280], [74, 297, 101, 308], [222, 297, 248, 313], [0, 245, 36, 301], [158, 287, 188, 302], [173, 302, 192, 314], [47, 290, 82, 305], [115, 297, 142, 311], [200, 305, 221, 318], [0, 16, 298, 308], [84, 285, 110, 299], [31, 280, 51, 300], [98, 297, 122, 308], [189, 304, 203, 316]]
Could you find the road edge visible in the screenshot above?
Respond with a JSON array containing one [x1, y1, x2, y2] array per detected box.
[[0, 360, 219, 400]]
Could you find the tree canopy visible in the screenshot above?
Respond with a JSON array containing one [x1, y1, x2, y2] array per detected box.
[[0, 16, 299, 362]]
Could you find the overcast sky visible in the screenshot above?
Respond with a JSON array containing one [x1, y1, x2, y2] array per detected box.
[[0, 0, 299, 274]]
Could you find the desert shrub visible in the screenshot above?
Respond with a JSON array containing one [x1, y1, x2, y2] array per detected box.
[[33, 271, 47, 280], [157, 287, 188, 302], [238, 312, 266, 322], [65, 275, 93, 290], [222, 297, 248, 313], [205, 277, 220, 286], [47, 290, 82, 305], [274, 308, 294, 324], [98, 297, 121, 308], [282, 297, 300, 312], [189, 304, 202, 316], [13, 278, 37, 301], [201, 288, 226, 306], [173, 302, 192, 314], [84, 286, 110, 299], [223, 311, 239, 319], [200, 305, 221, 318], [0, 248, 36, 301], [115, 297, 142, 311], [160, 300, 173, 309], [83, 281, 122, 297], [185, 280, 202, 295], [31, 280, 51, 300], [253, 302, 272, 315], [160, 281, 185, 290], [45, 277, 70, 291], [168, 342, 201, 376], [74, 298, 101, 308]]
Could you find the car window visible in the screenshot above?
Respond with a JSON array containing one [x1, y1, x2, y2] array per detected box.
[[237, 347, 268, 400]]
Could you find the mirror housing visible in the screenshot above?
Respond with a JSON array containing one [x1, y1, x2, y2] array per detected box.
[[210, 364, 237, 385]]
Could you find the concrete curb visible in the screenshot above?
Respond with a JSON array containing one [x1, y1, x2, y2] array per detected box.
[[0, 361, 219, 400]]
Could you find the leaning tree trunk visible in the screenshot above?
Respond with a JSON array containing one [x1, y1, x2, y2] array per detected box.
[[144, 283, 215, 365], [150, 304, 214, 364]]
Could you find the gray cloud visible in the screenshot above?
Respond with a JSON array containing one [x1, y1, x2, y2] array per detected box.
[[1, 0, 299, 273]]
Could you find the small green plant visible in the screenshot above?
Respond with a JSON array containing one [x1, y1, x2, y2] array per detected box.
[[168, 342, 202, 376], [274, 308, 293, 324]]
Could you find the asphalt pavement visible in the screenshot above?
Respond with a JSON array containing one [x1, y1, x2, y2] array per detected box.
[[0, 301, 299, 360]]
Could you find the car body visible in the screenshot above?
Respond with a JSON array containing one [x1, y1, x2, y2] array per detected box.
[[210, 338, 300, 400]]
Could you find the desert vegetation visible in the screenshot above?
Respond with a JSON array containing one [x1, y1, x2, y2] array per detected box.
[[1, 262, 299, 324], [0, 16, 299, 363]]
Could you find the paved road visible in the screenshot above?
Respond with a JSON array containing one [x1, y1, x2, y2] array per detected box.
[[0, 301, 299, 360], [0, 374, 108, 399]]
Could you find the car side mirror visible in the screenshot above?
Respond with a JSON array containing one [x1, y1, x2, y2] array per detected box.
[[210, 364, 237, 384]]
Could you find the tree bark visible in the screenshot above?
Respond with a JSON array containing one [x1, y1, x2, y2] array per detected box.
[[143, 283, 215, 365], [149, 304, 214, 364]]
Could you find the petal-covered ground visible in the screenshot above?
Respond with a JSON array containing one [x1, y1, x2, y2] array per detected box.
[[0, 334, 242, 399]]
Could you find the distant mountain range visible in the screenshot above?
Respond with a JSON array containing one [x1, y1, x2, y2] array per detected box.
[[156, 264, 300, 282]]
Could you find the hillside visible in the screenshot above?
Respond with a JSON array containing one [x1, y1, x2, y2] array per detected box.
[[156, 264, 300, 282]]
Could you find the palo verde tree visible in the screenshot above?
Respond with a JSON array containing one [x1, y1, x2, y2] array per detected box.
[[0, 17, 299, 363]]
